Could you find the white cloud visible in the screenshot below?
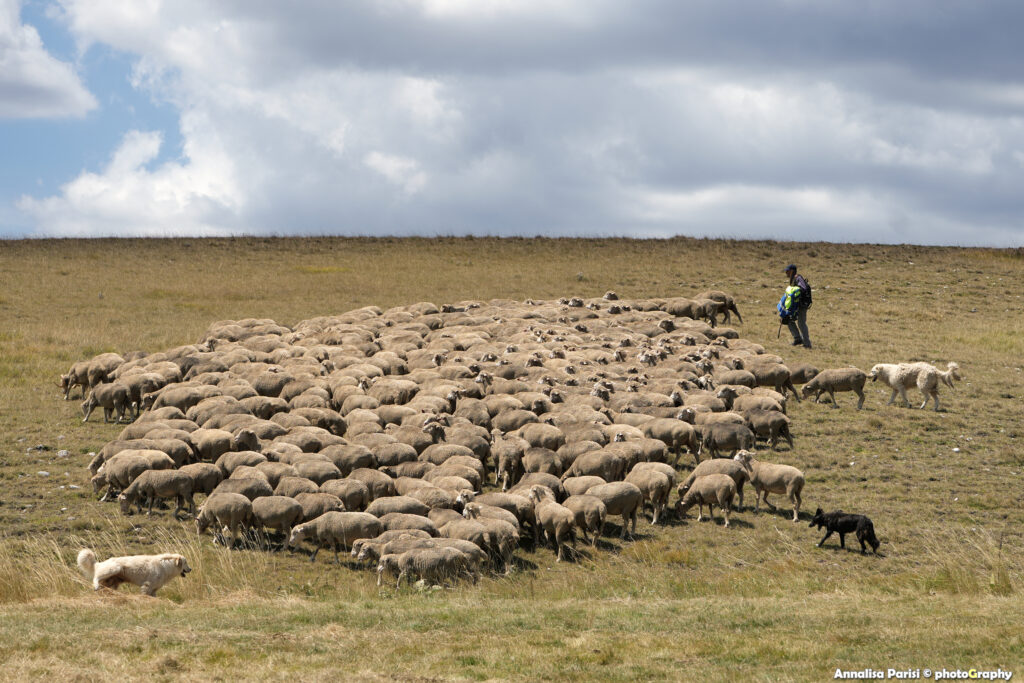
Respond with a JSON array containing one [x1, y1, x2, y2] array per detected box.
[[364, 151, 428, 194], [18, 118, 242, 236], [0, 0, 95, 118]]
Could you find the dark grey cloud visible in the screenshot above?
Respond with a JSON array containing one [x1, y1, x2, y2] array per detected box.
[[13, 0, 1024, 245]]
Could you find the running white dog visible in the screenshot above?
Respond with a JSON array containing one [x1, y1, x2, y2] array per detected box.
[[869, 361, 961, 411], [77, 548, 191, 596]]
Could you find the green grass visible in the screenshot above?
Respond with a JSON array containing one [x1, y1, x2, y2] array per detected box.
[[1, 236, 1023, 680]]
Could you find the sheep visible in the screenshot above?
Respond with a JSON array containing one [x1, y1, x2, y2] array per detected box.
[[561, 494, 607, 545], [675, 473, 736, 527], [698, 422, 755, 458], [560, 450, 625, 483], [584, 482, 642, 539], [288, 511, 384, 563], [561, 475, 607, 498], [274, 475, 320, 498], [350, 529, 433, 559], [801, 368, 867, 409], [678, 459, 748, 510], [733, 450, 804, 522], [81, 383, 130, 423], [526, 486, 576, 562], [91, 454, 151, 500], [178, 462, 224, 496], [744, 409, 794, 450], [212, 476, 274, 501], [376, 547, 474, 587], [641, 418, 699, 465], [319, 478, 370, 511], [294, 492, 345, 521], [346, 468, 397, 500], [624, 468, 672, 524], [250, 496, 304, 550], [741, 362, 800, 401], [378, 512, 439, 536], [460, 504, 520, 569], [695, 290, 742, 324], [196, 492, 253, 548], [118, 470, 194, 517], [59, 360, 91, 400], [365, 496, 431, 518]]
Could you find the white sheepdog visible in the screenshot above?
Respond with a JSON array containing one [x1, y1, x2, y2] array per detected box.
[[77, 548, 191, 596], [868, 361, 961, 411]]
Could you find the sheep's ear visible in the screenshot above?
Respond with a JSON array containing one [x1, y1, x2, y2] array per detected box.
[[174, 556, 184, 568]]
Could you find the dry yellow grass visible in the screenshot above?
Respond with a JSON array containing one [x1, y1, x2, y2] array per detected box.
[[1, 237, 1022, 680]]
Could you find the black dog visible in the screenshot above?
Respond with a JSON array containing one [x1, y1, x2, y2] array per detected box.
[[809, 508, 880, 554]]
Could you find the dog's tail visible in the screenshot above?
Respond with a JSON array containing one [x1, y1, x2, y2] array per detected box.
[[77, 548, 97, 580], [858, 520, 881, 553], [941, 362, 961, 388]]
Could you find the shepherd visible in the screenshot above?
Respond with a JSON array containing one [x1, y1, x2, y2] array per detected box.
[[778, 264, 812, 349]]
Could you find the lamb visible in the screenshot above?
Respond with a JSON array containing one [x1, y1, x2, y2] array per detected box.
[[801, 368, 867, 410], [678, 459, 748, 510], [584, 481, 642, 539], [251, 495, 304, 550], [527, 486, 576, 562], [561, 494, 607, 545], [288, 511, 384, 563], [118, 470, 195, 518], [376, 547, 474, 587], [623, 468, 672, 524], [869, 361, 961, 411], [733, 450, 804, 522], [196, 492, 253, 548], [675, 473, 736, 527]]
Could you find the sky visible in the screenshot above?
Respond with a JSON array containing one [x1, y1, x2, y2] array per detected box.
[[1, 0, 1023, 245]]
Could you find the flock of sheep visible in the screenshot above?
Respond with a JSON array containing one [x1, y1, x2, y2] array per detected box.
[[63, 292, 958, 587]]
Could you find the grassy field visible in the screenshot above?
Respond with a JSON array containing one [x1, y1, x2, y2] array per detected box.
[[1, 237, 1022, 681]]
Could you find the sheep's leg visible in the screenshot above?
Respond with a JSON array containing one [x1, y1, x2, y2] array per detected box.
[[828, 390, 839, 409], [817, 529, 833, 547], [898, 387, 911, 407], [855, 389, 864, 410], [762, 492, 777, 510], [333, 541, 341, 564], [722, 503, 730, 527], [791, 491, 801, 522], [838, 532, 846, 549], [309, 545, 319, 562]]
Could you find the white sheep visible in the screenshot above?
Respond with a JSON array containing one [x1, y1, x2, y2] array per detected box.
[[675, 473, 736, 527], [800, 368, 867, 409], [733, 450, 804, 522]]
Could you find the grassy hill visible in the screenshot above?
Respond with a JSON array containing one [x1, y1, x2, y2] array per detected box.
[[1, 237, 1021, 681]]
